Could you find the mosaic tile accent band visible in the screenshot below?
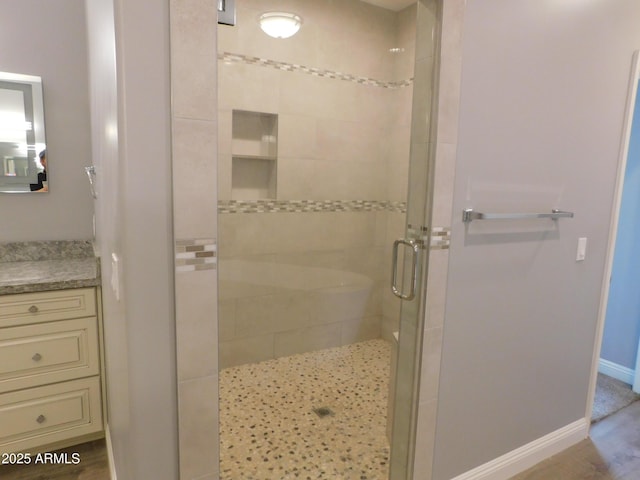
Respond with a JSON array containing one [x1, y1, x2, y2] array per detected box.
[[408, 225, 451, 250], [430, 227, 451, 250], [175, 239, 217, 272], [218, 199, 407, 214], [217, 201, 449, 249], [220, 52, 413, 89]]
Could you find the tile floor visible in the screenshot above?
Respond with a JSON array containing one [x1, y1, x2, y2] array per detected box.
[[219, 339, 392, 480]]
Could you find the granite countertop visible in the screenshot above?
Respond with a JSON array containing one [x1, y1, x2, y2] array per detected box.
[[0, 240, 101, 295]]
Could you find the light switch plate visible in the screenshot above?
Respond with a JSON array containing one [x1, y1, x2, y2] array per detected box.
[[576, 237, 587, 262], [111, 253, 120, 300]]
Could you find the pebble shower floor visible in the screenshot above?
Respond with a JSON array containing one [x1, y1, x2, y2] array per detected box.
[[219, 339, 392, 479]]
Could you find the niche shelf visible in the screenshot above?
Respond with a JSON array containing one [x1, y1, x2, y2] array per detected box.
[[231, 110, 278, 200]]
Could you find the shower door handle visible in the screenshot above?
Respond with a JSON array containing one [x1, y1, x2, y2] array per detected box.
[[391, 238, 420, 301]]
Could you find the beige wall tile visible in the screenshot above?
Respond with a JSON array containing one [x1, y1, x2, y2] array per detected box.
[[234, 292, 315, 337], [386, 211, 408, 244], [218, 277, 281, 301], [383, 288, 402, 326], [175, 269, 218, 381], [413, 397, 438, 479], [425, 249, 449, 329], [357, 86, 394, 130], [277, 114, 318, 159], [276, 157, 318, 200], [341, 315, 382, 345], [316, 119, 383, 165], [382, 314, 400, 341], [220, 211, 378, 256], [394, 4, 418, 81], [305, 160, 349, 199], [436, 53, 463, 145], [375, 211, 388, 247], [387, 161, 410, 202], [415, 0, 438, 63], [344, 245, 386, 280], [274, 249, 346, 270], [219, 62, 281, 114], [440, 0, 465, 60], [218, 298, 236, 341], [278, 72, 332, 118], [274, 323, 342, 357], [218, 110, 232, 155], [432, 141, 457, 228], [384, 125, 412, 166], [411, 57, 435, 145], [217, 152, 232, 201], [171, 0, 217, 120], [418, 326, 443, 401], [178, 375, 219, 480], [314, 284, 376, 324], [340, 161, 387, 201], [172, 117, 217, 239], [390, 86, 414, 128], [219, 334, 275, 368]]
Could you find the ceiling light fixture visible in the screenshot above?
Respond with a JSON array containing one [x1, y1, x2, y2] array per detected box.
[[259, 12, 303, 39]]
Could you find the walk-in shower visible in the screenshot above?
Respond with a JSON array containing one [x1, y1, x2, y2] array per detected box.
[[217, 0, 440, 477]]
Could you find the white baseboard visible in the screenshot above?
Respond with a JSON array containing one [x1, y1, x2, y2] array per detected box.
[[598, 358, 634, 385], [105, 423, 118, 480], [450, 418, 589, 480]]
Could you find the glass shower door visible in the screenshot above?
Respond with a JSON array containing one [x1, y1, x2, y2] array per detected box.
[[388, 0, 441, 478]]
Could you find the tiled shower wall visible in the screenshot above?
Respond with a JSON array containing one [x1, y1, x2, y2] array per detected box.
[[170, 0, 219, 479], [218, 0, 417, 367]]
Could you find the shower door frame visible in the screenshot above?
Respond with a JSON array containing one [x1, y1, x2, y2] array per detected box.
[[388, 1, 444, 479]]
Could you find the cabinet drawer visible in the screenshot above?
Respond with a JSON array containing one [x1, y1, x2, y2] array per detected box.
[[0, 317, 99, 394], [0, 376, 103, 453], [0, 289, 96, 328]]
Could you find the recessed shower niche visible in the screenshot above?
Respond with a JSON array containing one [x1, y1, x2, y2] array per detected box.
[[231, 110, 277, 200]]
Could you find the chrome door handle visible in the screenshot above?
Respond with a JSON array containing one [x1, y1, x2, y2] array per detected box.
[[391, 238, 420, 301]]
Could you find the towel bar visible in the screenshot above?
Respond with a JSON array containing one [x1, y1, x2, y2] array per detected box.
[[462, 209, 574, 223]]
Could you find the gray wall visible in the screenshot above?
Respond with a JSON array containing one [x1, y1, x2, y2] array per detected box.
[[433, 1, 640, 478], [0, 0, 93, 242], [85, 0, 178, 478]]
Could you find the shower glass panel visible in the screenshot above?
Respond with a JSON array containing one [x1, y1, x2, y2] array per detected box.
[[217, 0, 440, 478], [389, 1, 441, 477]]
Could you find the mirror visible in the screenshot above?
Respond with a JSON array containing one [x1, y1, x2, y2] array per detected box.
[[0, 71, 47, 193]]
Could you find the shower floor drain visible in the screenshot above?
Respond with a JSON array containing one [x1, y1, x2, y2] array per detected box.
[[312, 406, 335, 418]]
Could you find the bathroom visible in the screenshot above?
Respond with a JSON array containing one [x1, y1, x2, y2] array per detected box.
[[0, 0, 448, 478], [5, 1, 640, 479]]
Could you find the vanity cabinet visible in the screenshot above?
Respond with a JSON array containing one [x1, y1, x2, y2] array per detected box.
[[0, 287, 103, 454]]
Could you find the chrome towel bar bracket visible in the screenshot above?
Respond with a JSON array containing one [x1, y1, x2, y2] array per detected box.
[[462, 209, 574, 223]]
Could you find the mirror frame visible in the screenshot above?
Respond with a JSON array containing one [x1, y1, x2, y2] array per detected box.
[[0, 71, 47, 193]]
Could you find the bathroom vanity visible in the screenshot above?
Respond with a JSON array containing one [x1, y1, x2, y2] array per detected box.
[[0, 241, 104, 454]]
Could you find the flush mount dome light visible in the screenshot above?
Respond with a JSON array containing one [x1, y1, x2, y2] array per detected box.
[[259, 12, 303, 39]]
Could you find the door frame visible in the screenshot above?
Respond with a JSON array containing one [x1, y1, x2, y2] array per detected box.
[[588, 50, 640, 421]]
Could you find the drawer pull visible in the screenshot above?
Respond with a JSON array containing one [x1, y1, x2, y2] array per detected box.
[[32, 353, 43, 362], [36, 414, 46, 424], [28, 305, 39, 313]]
